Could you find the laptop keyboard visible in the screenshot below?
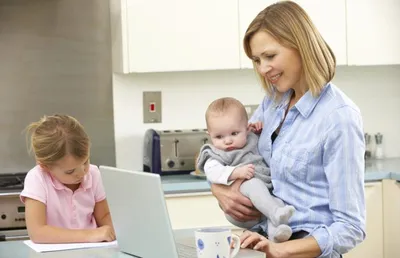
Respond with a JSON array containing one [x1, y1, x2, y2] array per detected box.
[[176, 243, 197, 258]]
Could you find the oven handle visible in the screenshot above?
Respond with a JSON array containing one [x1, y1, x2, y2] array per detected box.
[[0, 234, 29, 241], [0, 192, 21, 197]]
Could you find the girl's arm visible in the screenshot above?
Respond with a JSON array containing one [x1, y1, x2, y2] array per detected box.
[[93, 199, 114, 229], [25, 198, 113, 243]]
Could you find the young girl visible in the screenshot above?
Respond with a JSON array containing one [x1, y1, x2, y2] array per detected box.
[[20, 114, 115, 243]]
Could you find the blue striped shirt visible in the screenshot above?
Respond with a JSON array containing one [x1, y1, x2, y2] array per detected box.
[[250, 83, 366, 257]]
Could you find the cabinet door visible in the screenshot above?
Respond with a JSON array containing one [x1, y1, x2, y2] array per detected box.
[[347, 0, 400, 65], [238, 0, 347, 69], [344, 182, 383, 258], [165, 192, 235, 230], [382, 179, 400, 258], [125, 0, 240, 72]]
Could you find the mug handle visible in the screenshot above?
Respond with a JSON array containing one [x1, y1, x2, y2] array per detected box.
[[230, 234, 241, 258]]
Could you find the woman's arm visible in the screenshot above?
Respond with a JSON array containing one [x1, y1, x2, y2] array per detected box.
[[211, 180, 261, 222], [240, 231, 321, 258], [312, 107, 366, 256], [25, 198, 114, 243]]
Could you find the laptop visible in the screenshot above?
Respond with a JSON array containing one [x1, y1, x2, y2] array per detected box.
[[100, 166, 265, 258]]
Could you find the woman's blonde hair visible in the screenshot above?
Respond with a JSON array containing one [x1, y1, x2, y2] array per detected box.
[[243, 1, 336, 97], [26, 114, 90, 166]]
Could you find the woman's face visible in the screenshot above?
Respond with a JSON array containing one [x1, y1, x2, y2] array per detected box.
[[249, 30, 303, 94]]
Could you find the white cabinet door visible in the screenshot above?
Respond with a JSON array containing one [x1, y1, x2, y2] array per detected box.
[[382, 179, 400, 258], [165, 192, 235, 230], [347, 0, 400, 65], [238, 0, 347, 69], [124, 0, 240, 73], [344, 182, 383, 258]]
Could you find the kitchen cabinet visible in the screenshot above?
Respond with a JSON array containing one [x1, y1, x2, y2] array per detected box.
[[110, 0, 240, 73], [344, 182, 383, 258], [382, 179, 400, 258], [165, 192, 234, 230], [238, 0, 347, 69], [347, 0, 400, 65]]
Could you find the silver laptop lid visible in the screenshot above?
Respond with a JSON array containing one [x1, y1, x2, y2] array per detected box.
[[100, 166, 179, 258]]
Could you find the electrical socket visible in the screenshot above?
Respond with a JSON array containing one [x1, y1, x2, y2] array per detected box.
[[143, 91, 162, 123], [244, 105, 259, 119]]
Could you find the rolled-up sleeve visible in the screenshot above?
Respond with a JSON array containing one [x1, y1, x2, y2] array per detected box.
[[312, 107, 366, 257]]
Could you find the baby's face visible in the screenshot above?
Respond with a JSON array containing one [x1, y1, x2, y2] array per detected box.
[[207, 112, 248, 151]]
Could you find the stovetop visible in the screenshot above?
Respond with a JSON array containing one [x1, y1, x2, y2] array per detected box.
[[0, 173, 27, 193]]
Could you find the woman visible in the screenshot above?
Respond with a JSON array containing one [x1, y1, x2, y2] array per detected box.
[[211, 1, 366, 257]]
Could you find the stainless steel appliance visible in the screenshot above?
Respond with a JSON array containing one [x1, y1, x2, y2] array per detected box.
[[143, 129, 210, 175], [0, 173, 28, 241]]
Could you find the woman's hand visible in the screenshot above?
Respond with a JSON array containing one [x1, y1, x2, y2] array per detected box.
[[240, 231, 287, 258], [211, 179, 261, 221]]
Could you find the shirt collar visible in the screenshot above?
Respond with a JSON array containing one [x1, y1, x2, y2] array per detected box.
[[294, 82, 331, 118], [48, 169, 92, 191]]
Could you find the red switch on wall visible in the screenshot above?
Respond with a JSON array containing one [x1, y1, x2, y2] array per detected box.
[[149, 102, 155, 112]]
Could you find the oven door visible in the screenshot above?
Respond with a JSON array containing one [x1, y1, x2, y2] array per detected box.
[[0, 192, 28, 241]]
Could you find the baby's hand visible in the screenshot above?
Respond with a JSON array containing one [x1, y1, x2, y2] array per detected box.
[[248, 121, 263, 134], [90, 225, 116, 242], [234, 164, 255, 180]]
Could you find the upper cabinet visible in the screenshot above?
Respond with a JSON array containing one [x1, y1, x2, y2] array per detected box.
[[110, 0, 399, 73], [347, 0, 400, 65], [110, 0, 240, 73], [238, 0, 347, 69]]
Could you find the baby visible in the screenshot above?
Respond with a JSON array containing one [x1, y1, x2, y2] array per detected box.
[[197, 97, 295, 242]]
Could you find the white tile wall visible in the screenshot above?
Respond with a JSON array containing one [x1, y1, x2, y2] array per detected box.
[[113, 65, 400, 170]]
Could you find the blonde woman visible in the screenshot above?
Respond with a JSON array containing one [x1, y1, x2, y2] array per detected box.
[[21, 114, 115, 243], [211, 1, 365, 257]]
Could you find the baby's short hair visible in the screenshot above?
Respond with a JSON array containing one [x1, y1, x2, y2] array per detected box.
[[205, 97, 248, 128]]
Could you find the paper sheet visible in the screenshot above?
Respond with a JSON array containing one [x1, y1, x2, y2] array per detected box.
[[23, 240, 118, 253]]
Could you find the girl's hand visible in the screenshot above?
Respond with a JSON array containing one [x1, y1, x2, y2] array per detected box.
[[90, 225, 116, 242], [240, 231, 286, 258], [248, 121, 263, 134]]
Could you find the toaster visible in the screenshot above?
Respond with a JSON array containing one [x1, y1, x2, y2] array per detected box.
[[143, 128, 210, 175]]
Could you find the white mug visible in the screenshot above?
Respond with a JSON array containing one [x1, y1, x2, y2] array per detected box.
[[194, 227, 240, 258]]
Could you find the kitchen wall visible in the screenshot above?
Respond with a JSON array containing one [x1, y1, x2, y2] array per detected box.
[[113, 65, 400, 170], [0, 0, 116, 173]]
